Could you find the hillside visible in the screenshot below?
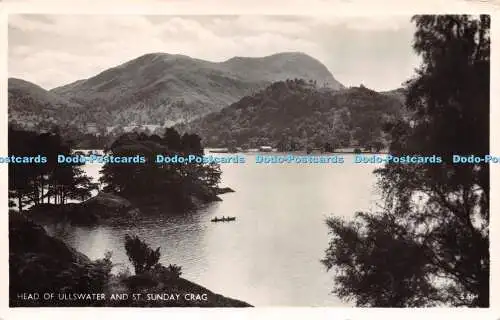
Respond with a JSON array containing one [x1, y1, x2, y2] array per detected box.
[[177, 80, 404, 151], [8, 78, 82, 129], [380, 87, 406, 104], [49, 52, 342, 128], [10, 212, 252, 307]]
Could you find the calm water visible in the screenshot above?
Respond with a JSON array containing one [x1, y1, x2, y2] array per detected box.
[[45, 153, 383, 306]]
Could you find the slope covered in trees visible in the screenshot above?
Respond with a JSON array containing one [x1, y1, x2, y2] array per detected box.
[[47, 52, 342, 128], [178, 79, 404, 151], [8, 128, 97, 212], [8, 78, 83, 129]]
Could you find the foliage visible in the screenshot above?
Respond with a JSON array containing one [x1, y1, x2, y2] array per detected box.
[[9, 213, 112, 306], [8, 127, 98, 212], [323, 15, 490, 307], [178, 79, 404, 150], [167, 264, 183, 278], [80, 251, 113, 292], [124, 234, 161, 274], [100, 128, 221, 209], [322, 212, 439, 307]]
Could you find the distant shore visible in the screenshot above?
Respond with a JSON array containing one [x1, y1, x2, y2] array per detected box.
[[205, 148, 389, 155]]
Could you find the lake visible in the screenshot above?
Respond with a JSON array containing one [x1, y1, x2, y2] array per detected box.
[[45, 152, 383, 307]]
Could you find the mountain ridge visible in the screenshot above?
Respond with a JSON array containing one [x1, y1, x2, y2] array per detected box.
[[8, 52, 409, 141], [51, 51, 342, 91], [45, 52, 343, 128]]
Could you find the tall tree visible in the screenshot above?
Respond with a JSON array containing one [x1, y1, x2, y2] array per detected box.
[[163, 127, 182, 151], [8, 128, 97, 209], [322, 15, 490, 307]]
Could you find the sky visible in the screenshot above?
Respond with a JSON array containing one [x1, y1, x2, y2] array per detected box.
[[8, 14, 421, 91]]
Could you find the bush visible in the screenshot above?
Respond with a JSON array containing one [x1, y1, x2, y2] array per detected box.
[[124, 235, 160, 274], [87, 250, 113, 291], [150, 263, 183, 282], [167, 264, 182, 278], [123, 273, 158, 290]]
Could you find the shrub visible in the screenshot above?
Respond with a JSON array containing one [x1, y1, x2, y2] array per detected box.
[[89, 250, 113, 290], [123, 273, 158, 290], [124, 235, 160, 274], [167, 264, 182, 278]]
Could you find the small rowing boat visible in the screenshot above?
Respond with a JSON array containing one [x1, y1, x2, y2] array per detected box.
[[211, 216, 236, 222]]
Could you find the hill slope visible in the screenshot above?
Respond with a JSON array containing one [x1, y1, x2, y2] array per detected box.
[[8, 78, 82, 128], [50, 52, 342, 128], [380, 87, 406, 104], [10, 213, 252, 307], [177, 80, 404, 150]]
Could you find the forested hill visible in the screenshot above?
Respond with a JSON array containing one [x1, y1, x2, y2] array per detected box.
[[49, 52, 343, 128], [176, 79, 405, 151], [8, 78, 82, 128]]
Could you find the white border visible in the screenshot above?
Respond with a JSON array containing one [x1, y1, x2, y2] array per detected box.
[[0, 1, 499, 319]]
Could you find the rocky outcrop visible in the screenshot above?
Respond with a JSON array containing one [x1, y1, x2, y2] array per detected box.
[[9, 212, 91, 264], [28, 192, 141, 226], [9, 212, 111, 307], [9, 212, 252, 307], [80, 192, 141, 221], [107, 266, 252, 307]]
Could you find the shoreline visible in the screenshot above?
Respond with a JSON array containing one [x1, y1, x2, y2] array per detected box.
[[9, 212, 253, 308]]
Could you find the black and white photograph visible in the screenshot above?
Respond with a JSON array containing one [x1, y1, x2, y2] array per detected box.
[[6, 11, 490, 308]]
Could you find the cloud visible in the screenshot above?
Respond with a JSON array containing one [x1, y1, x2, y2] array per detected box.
[[311, 15, 413, 31], [210, 16, 313, 36], [8, 14, 419, 91]]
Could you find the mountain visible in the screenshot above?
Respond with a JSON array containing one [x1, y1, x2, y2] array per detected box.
[[8, 78, 82, 129], [50, 52, 343, 128], [8, 78, 111, 148], [176, 80, 404, 151]]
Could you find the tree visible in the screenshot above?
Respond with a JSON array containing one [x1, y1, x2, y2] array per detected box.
[[100, 128, 222, 209], [124, 235, 161, 274], [323, 142, 335, 153], [322, 212, 439, 307], [66, 170, 98, 201], [8, 128, 96, 209], [323, 15, 489, 307], [163, 127, 182, 151], [181, 132, 203, 155], [167, 264, 182, 278]]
